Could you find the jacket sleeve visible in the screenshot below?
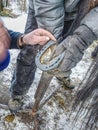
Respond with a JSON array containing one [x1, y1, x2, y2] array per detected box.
[[8, 30, 22, 49], [59, 7, 98, 73], [80, 7, 98, 39], [24, 0, 38, 34]]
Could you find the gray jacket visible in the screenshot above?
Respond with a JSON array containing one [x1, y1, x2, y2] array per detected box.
[[25, 0, 80, 40], [25, 0, 98, 40]]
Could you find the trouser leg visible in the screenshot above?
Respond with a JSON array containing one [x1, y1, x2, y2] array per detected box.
[[10, 45, 37, 99]]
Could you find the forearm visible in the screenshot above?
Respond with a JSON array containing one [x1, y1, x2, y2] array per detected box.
[[62, 7, 98, 62]]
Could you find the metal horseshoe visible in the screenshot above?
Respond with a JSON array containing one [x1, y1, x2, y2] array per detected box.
[[35, 41, 65, 71]]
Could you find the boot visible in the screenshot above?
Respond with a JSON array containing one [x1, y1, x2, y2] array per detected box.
[[8, 96, 23, 114], [57, 77, 75, 89]]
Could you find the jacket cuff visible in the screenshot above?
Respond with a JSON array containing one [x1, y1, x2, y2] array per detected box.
[[80, 7, 98, 39]]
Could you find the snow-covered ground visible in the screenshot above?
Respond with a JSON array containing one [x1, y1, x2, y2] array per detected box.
[[0, 14, 97, 130]]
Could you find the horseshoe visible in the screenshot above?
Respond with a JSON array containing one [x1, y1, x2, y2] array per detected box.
[[35, 41, 65, 71]]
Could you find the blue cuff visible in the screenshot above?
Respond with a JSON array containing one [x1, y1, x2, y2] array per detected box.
[[0, 51, 10, 71]]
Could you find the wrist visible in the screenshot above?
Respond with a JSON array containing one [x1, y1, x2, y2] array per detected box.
[[18, 34, 26, 48]]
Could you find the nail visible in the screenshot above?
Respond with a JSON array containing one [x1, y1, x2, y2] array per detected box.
[[46, 36, 50, 41]]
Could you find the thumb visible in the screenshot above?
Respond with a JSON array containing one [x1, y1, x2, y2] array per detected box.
[[53, 43, 65, 57]]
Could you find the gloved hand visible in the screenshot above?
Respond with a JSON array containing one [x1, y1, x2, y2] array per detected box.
[[47, 25, 96, 79], [47, 35, 80, 78]]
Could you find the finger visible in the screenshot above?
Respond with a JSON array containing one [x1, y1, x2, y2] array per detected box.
[[50, 44, 65, 58], [35, 36, 50, 45], [38, 28, 57, 42], [55, 44, 65, 54]]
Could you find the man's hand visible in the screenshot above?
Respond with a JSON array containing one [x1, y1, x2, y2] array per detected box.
[[21, 28, 56, 46]]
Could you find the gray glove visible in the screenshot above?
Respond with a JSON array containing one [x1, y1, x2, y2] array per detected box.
[[47, 25, 96, 78]]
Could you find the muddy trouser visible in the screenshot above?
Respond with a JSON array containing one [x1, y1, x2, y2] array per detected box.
[[10, 45, 39, 99]]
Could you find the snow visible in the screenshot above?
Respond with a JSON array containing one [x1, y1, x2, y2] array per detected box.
[[0, 14, 97, 130], [2, 14, 27, 32]]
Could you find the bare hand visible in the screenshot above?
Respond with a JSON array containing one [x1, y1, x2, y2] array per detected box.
[[0, 21, 11, 61], [23, 28, 56, 45], [0, 27, 11, 49]]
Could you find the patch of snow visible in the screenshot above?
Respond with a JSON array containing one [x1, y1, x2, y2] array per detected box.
[[2, 14, 27, 33]]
